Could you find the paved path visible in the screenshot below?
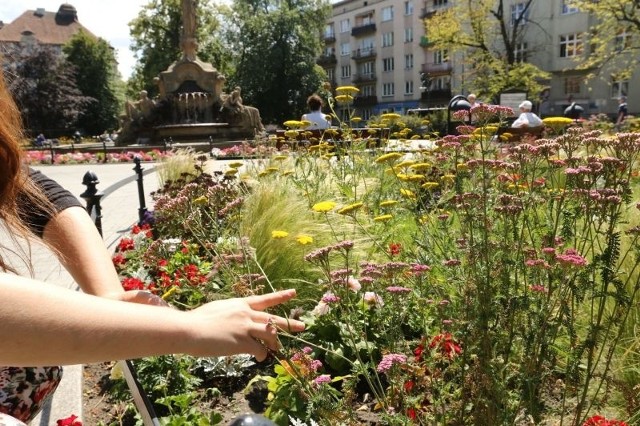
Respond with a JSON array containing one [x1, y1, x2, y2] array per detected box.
[[5, 162, 160, 426]]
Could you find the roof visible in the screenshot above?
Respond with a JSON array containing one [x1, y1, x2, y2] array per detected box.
[[0, 4, 95, 46]]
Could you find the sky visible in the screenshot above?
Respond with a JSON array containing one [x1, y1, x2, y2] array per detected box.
[[0, 1, 149, 79]]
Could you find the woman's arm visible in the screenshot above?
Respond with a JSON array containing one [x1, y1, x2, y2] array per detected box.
[[0, 276, 303, 366]]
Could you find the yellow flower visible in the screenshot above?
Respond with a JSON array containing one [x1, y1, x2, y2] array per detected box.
[[380, 200, 399, 207], [542, 117, 573, 126], [193, 195, 208, 205], [375, 152, 403, 164], [456, 163, 469, 172], [400, 188, 416, 199], [410, 162, 432, 171], [351, 117, 363, 123], [284, 120, 304, 129], [285, 130, 300, 139], [225, 169, 238, 176], [335, 85, 360, 95], [312, 201, 336, 212], [272, 230, 289, 239], [381, 113, 402, 121], [267, 167, 280, 172], [281, 169, 294, 176], [300, 120, 312, 128], [441, 174, 456, 184], [296, 234, 314, 245], [396, 160, 417, 168], [335, 94, 354, 104], [367, 128, 378, 135], [374, 214, 393, 222], [273, 155, 288, 161], [406, 174, 425, 182], [421, 181, 439, 190], [229, 161, 244, 168], [338, 202, 364, 215], [411, 135, 421, 140]]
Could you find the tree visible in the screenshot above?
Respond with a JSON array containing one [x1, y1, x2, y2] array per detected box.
[[5, 44, 92, 136], [569, 1, 640, 79], [128, 0, 227, 97], [426, 0, 549, 102], [64, 31, 121, 135], [219, 0, 330, 124]]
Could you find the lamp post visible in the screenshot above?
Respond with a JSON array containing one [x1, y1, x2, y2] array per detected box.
[[447, 95, 472, 135]]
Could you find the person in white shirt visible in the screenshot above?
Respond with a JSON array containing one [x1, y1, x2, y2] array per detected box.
[[301, 94, 331, 129], [511, 100, 543, 128]]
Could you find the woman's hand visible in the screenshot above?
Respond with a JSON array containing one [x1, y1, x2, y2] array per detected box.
[[186, 289, 305, 361]]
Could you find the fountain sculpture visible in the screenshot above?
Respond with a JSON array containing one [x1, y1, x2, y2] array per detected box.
[[117, 0, 264, 145]]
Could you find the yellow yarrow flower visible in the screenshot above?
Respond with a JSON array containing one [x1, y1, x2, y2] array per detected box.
[[284, 120, 304, 129], [410, 163, 432, 171], [273, 155, 288, 161], [396, 160, 417, 168], [229, 161, 244, 168], [193, 195, 208, 205], [312, 201, 336, 212], [456, 163, 469, 172], [441, 174, 456, 184], [406, 174, 425, 182], [285, 130, 300, 139], [335, 94, 354, 104], [375, 152, 403, 164], [272, 230, 289, 239], [380, 200, 399, 207], [400, 188, 416, 199], [296, 234, 314, 245], [225, 169, 238, 176], [281, 169, 294, 176], [335, 85, 360, 95], [351, 117, 363, 123], [542, 117, 573, 126], [421, 181, 439, 190], [381, 113, 402, 121], [374, 214, 393, 222], [338, 202, 364, 215]]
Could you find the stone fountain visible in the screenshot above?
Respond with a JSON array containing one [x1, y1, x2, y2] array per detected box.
[[117, 0, 264, 146]]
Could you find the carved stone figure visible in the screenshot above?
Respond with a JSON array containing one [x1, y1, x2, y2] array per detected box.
[[220, 87, 264, 133], [181, 0, 198, 61]]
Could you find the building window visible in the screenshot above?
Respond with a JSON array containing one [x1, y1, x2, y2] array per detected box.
[[340, 42, 350, 56], [382, 6, 394, 21], [341, 65, 351, 78], [434, 49, 448, 64], [360, 61, 374, 76], [405, 80, 414, 95], [326, 69, 335, 81], [561, 0, 578, 14], [432, 76, 450, 90], [324, 24, 335, 39], [405, 53, 414, 69], [362, 85, 375, 96], [404, 28, 414, 43], [382, 32, 394, 47], [355, 12, 374, 26], [611, 79, 629, 99], [615, 28, 631, 52], [405, 1, 413, 15], [383, 83, 395, 97], [433, 0, 448, 6], [514, 42, 528, 62], [383, 57, 395, 72], [511, 2, 529, 26], [340, 19, 350, 33], [564, 76, 582, 95], [560, 33, 583, 58]]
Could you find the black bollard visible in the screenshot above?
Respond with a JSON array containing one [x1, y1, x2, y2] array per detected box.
[[80, 170, 104, 237], [228, 414, 276, 426], [209, 135, 213, 156], [133, 156, 148, 225], [50, 142, 55, 165]]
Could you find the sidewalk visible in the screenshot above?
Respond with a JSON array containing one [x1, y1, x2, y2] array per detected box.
[[4, 162, 160, 426]]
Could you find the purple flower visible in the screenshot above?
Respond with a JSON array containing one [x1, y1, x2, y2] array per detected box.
[[386, 286, 412, 294], [313, 374, 332, 385]]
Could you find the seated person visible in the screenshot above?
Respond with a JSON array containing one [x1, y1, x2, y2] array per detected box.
[[301, 94, 331, 129], [511, 100, 543, 128]]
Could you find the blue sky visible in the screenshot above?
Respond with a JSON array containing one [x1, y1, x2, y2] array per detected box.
[[0, 1, 148, 78]]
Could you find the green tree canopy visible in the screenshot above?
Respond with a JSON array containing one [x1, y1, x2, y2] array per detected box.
[[221, 0, 330, 124], [426, 0, 549, 102], [64, 31, 121, 135], [4, 44, 92, 137]]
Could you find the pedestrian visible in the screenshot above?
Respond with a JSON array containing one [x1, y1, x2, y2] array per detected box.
[[615, 95, 628, 131]]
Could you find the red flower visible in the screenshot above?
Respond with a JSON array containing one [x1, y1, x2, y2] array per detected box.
[[429, 332, 462, 359], [404, 380, 415, 392], [413, 343, 425, 362], [121, 277, 145, 291], [112, 253, 126, 268], [406, 407, 417, 420], [389, 242, 402, 256], [583, 415, 628, 426], [117, 238, 135, 252], [57, 414, 82, 426]]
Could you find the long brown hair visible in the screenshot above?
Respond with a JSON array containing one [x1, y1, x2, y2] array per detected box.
[[0, 62, 54, 272]]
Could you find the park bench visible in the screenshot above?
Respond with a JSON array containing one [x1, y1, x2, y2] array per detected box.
[[496, 126, 544, 143]]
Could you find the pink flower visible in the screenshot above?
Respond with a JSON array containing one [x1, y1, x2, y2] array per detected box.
[[556, 248, 588, 267], [376, 353, 407, 373], [363, 291, 384, 307], [313, 374, 332, 386]]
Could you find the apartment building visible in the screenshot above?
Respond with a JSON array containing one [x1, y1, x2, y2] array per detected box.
[[320, 0, 638, 118]]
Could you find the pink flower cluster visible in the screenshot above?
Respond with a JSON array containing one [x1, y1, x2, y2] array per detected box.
[[556, 248, 588, 267], [376, 353, 407, 373]]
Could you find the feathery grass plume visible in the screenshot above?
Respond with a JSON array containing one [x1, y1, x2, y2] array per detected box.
[[157, 148, 198, 187]]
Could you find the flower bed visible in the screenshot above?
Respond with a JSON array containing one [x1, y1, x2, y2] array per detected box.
[[24, 149, 171, 165], [104, 103, 640, 425]]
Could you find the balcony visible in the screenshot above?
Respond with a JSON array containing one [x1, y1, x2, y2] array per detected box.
[[351, 48, 376, 61], [353, 95, 378, 107], [317, 53, 337, 66], [352, 73, 377, 84], [420, 62, 452, 75], [420, 3, 449, 19], [351, 23, 376, 37], [323, 33, 336, 43]]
